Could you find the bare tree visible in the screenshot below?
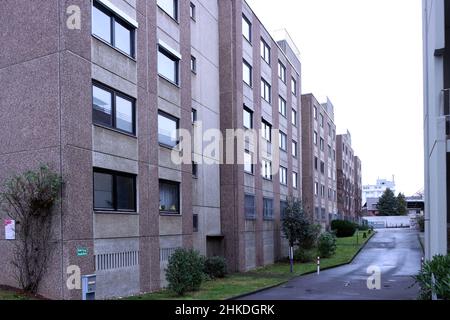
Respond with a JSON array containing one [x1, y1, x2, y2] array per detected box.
[[0, 165, 62, 293]]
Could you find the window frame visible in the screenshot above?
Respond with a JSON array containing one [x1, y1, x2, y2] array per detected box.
[[244, 150, 254, 174], [191, 55, 197, 74], [292, 140, 298, 158], [159, 179, 181, 215], [291, 77, 297, 96], [279, 131, 287, 152], [292, 172, 298, 189], [158, 45, 180, 85], [260, 38, 271, 64], [243, 106, 253, 129], [292, 109, 297, 126], [92, 81, 136, 136], [190, 2, 196, 21], [158, 110, 180, 149], [262, 159, 273, 180], [93, 168, 137, 213], [92, 1, 136, 58], [261, 119, 272, 142], [278, 96, 287, 117], [278, 61, 286, 83], [245, 194, 256, 220], [261, 78, 272, 103], [243, 60, 253, 87], [263, 198, 274, 220], [242, 14, 252, 43], [280, 166, 288, 186]]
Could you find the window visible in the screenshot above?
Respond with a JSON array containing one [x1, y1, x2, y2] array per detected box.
[[262, 120, 272, 142], [313, 106, 317, 119], [314, 157, 318, 170], [313, 131, 318, 145], [261, 38, 270, 64], [261, 78, 271, 103], [292, 140, 298, 157], [314, 182, 319, 196], [158, 46, 179, 84], [244, 150, 253, 174], [292, 172, 298, 189], [190, 2, 196, 20], [92, 2, 135, 57], [243, 60, 252, 86], [262, 160, 272, 180], [279, 96, 287, 117], [292, 109, 297, 126], [94, 169, 136, 212], [191, 55, 197, 73], [279, 131, 287, 151], [93, 83, 135, 134], [193, 214, 198, 232], [191, 109, 197, 123], [320, 138, 324, 151], [158, 111, 179, 148], [263, 198, 274, 220], [280, 167, 287, 185], [157, 0, 178, 20], [291, 77, 297, 96], [280, 201, 288, 219], [192, 161, 198, 178], [245, 194, 256, 219], [243, 107, 253, 129], [320, 114, 324, 127], [328, 145, 332, 158], [328, 123, 332, 137], [242, 15, 252, 42], [159, 180, 180, 214], [320, 161, 325, 174], [278, 61, 286, 83]]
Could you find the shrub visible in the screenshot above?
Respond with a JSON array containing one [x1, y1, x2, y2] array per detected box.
[[203, 256, 227, 279], [293, 248, 316, 263], [318, 232, 337, 258], [166, 248, 204, 296], [331, 220, 357, 238], [414, 254, 450, 300], [300, 224, 321, 250]]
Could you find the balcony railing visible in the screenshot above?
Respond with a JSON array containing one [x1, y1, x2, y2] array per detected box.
[[442, 89, 450, 136]]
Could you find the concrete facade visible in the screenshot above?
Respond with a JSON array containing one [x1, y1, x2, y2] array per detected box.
[[301, 94, 337, 229], [354, 156, 362, 219], [422, 0, 449, 258]]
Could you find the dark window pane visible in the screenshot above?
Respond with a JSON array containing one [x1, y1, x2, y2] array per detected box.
[[116, 175, 135, 210], [160, 181, 180, 213], [158, 48, 178, 84], [93, 85, 113, 127], [158, 113, 178, 148], [116, 96, 133, 133], [245, 195, 255, 219], [92, 6, 111, 43], [94, 172, 114, 209], [114, 20, 132, 55]]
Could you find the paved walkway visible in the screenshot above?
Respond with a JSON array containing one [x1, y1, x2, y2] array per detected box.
[[239, 228, 422, 300]]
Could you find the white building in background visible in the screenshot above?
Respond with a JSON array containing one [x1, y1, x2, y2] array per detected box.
[[422, 0, 449, 259], [362, 178, 396, 205]]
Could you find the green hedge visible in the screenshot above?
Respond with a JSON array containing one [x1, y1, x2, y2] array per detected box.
[[331, 220, 357, 238]]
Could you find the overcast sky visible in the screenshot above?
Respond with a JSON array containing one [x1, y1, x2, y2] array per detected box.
[[246, 0, 424, 196]]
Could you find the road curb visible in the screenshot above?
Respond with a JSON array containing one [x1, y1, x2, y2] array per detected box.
[[228, 231, 376, 300]]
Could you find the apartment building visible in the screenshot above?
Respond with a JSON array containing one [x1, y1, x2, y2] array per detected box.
[[353, 156, 362, 220], [362, 177, 396, 205], [0, 0, 304, 299], [218, 0, 302, 272], [422, 0, 450, 258], [301, 94, 337, 229], [336, 131, 356, 221]]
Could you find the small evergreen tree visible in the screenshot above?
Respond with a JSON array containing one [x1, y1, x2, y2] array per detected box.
[[396, 193, 408, 216], [377, 188, 397, 216]]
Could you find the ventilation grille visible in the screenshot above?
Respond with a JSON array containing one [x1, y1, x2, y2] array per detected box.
[[160, 248, 179, 262], [95, 251, 139, 271]]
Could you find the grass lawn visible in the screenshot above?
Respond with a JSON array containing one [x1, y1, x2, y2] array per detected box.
[[126, 230, 375, 300]]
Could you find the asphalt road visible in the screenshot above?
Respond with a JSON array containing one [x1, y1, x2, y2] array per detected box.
[[239, 228, 422, 300]]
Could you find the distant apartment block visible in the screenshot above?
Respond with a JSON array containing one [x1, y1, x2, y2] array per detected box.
[[362, 178, 396, 205], [422, 0, 450, 257], [301, 94, 337, 228], [354, 156, 362, 219], [336, 131, 357, 221]]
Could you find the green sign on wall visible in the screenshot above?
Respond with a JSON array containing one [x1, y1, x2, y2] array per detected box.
[[77, 248, 88, 257]]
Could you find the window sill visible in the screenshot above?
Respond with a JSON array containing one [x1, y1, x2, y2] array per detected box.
[[244, 171, 255, 176], [262, 178, 273, 182], [243, 82, 253, 90], [264, 218, 274, 222], [157, 6, 180, 24], [93, 124, 137, 139], [94, 210, 138, 215], [158, 75, 181, 88], [160, 212, 182, 216], [243, 37, 252, 46], [245, 217, 256, 221], [159, 143, 180, 151], [92, 35, 136, 61]]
